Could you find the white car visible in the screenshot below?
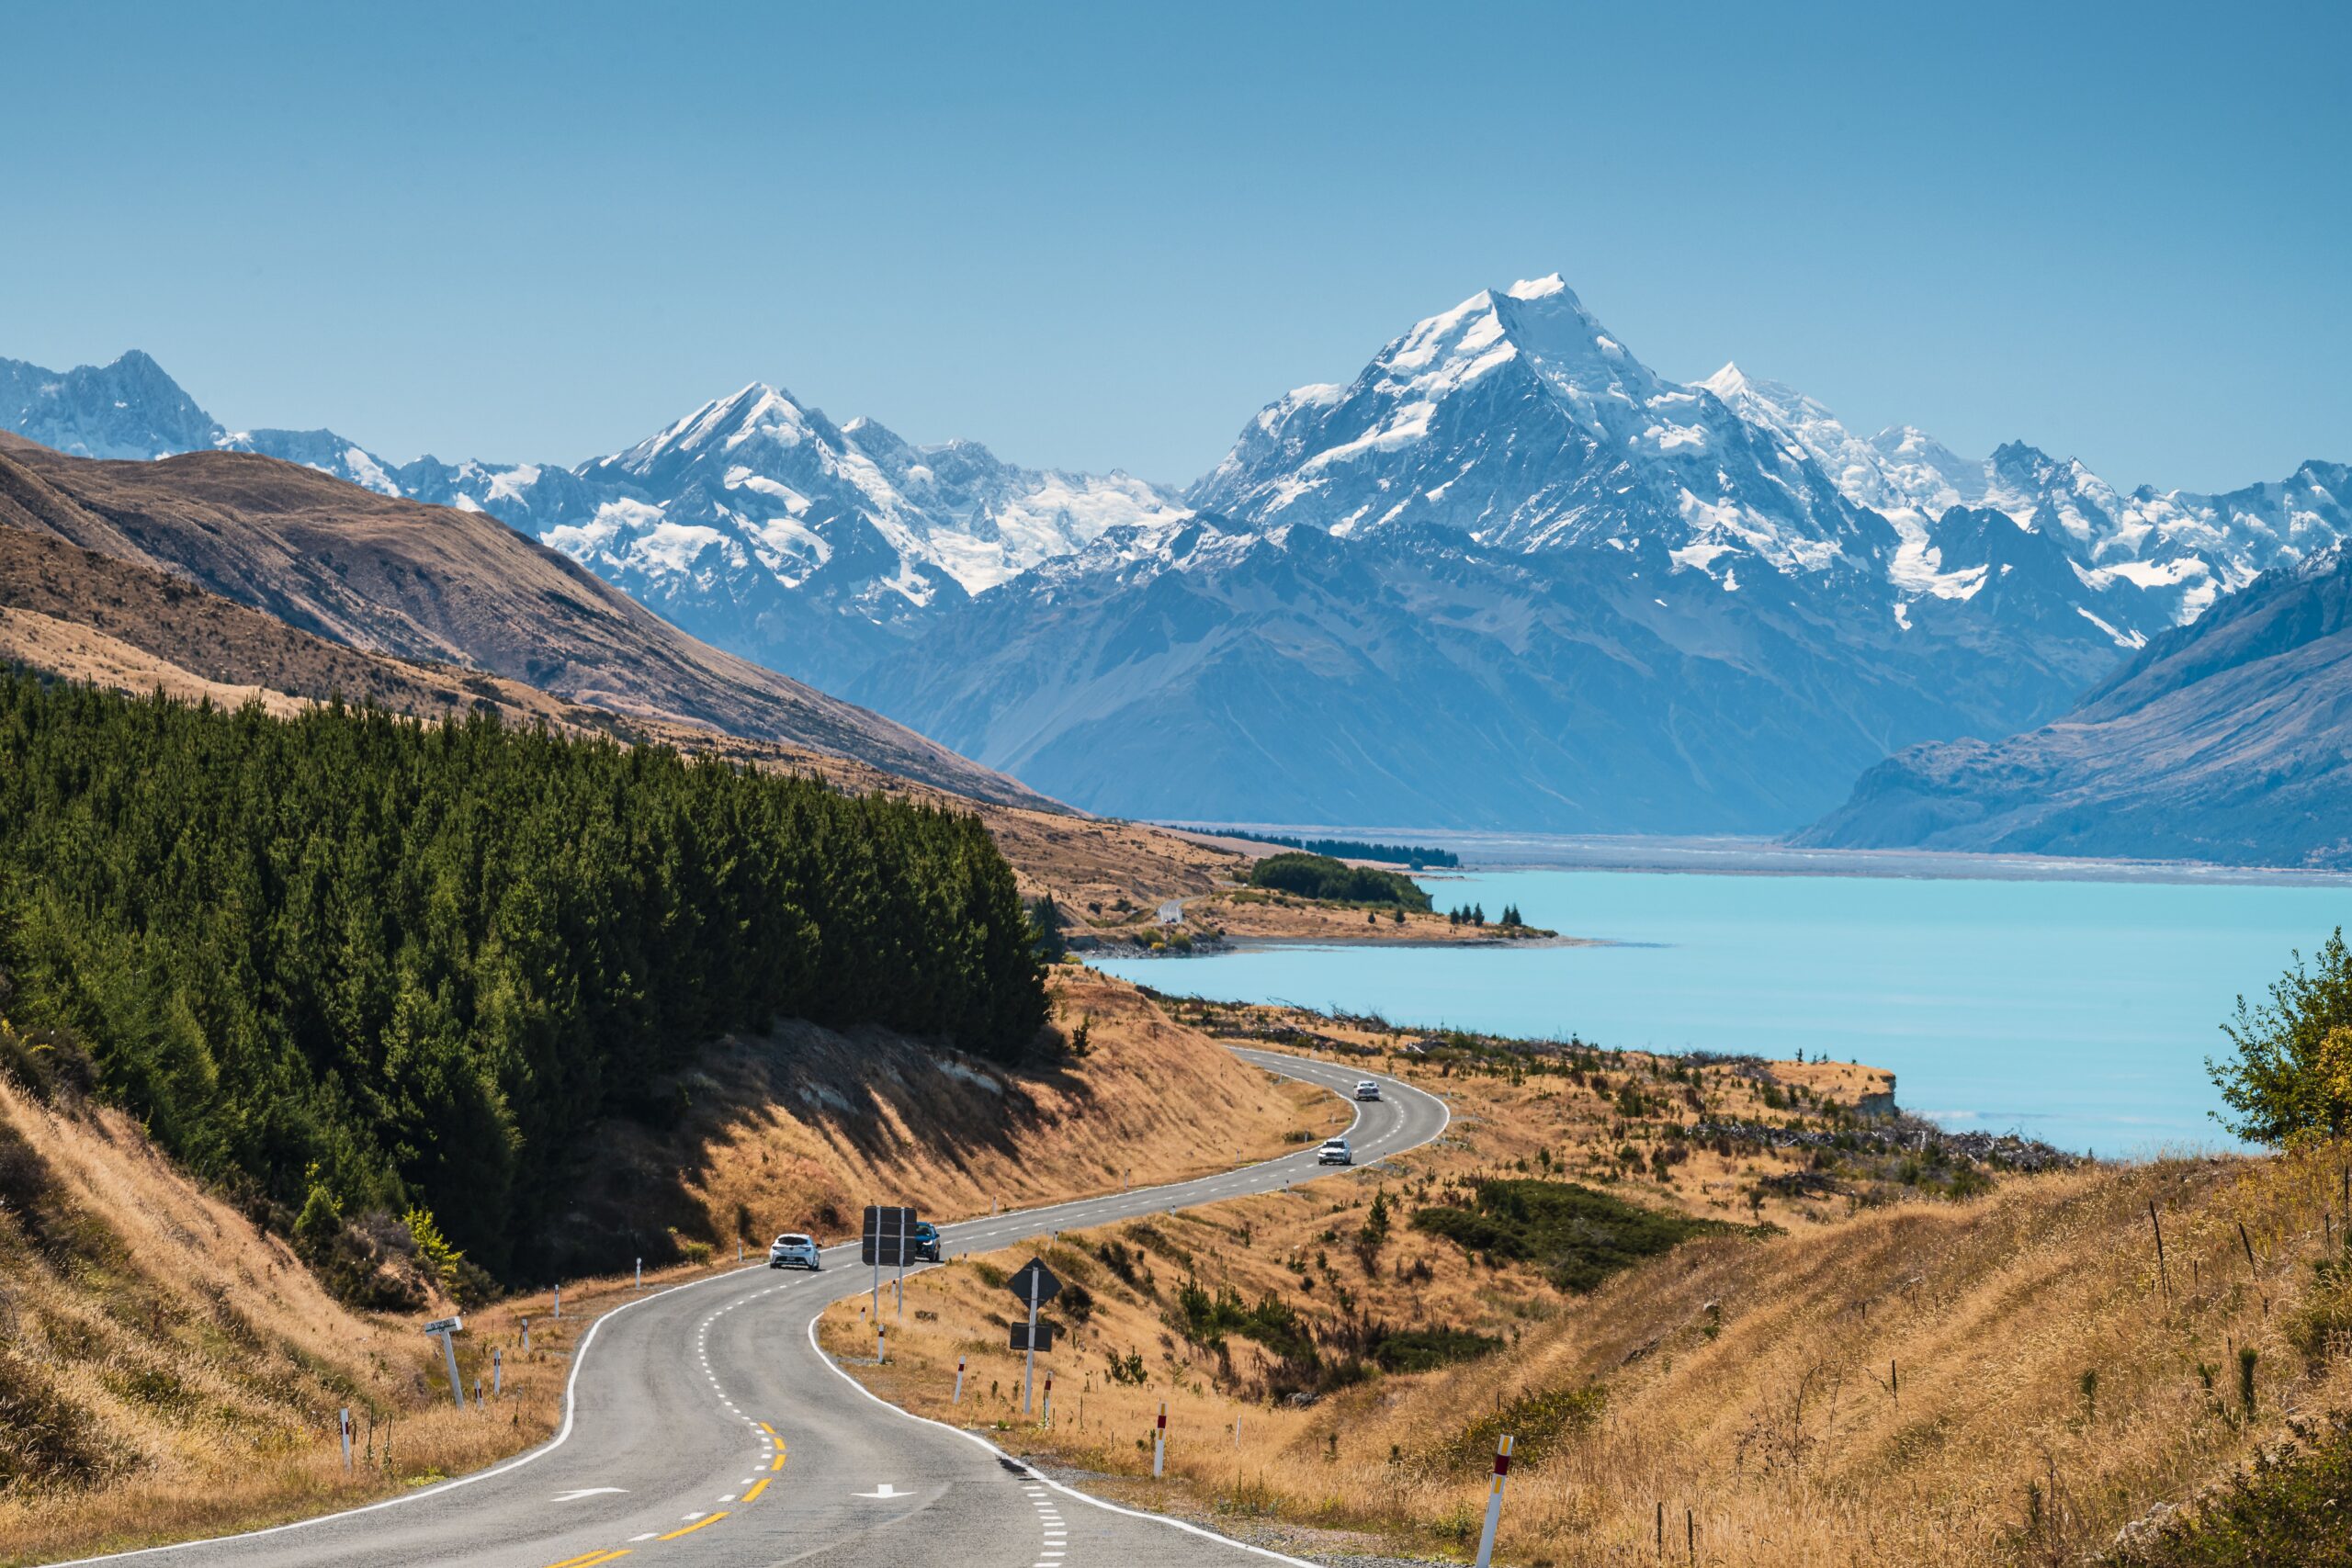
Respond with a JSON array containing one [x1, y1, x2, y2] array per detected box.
[[1317, 1137, 1353, 1166], [1353, 1079, 1382, 1101], [767, 1233, 822, 1270]]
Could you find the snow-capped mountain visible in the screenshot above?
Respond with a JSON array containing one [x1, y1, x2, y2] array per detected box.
[[0, 351, 1182, 692], [1703, 363, 2352, 633], [0, 350, 221, 460], [7, 279, 2346, 835]]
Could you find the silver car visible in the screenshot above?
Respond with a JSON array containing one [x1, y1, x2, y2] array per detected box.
[[1353, 1079, 1382, 1100], [767, 1233, 822, 1270], [1317, 1137, 1353, 1166]]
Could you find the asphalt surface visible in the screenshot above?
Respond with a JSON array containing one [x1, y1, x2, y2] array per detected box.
[[63, 1048, 1451, 1568]]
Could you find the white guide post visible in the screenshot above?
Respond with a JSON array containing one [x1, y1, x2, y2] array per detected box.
[[1473, 1433, 1514, 1568], [1043, 1371, 1053, 1426], [472, 1375, 482, 1408], [954, 1355, 966, 1404], [636, 1258, 642, 1290], [1022, 1270, 1041, 1414], [1152, 1400, 1167, 1477], [552, 1284, 560, 1318], [877, 1323, 887, 1364], [338, 1407, 352, 1469], [492, 1348, 502, 1397], [522, 1317, 531, 1353]]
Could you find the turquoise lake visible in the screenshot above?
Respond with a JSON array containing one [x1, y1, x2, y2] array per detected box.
[[1091, 867, 2352, 1155]]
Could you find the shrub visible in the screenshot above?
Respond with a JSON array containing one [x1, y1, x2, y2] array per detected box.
[[2208, 930, 2352, 1146], [2103, 1409, 2352, 1566], [1410, 1178, 1732, 1292]]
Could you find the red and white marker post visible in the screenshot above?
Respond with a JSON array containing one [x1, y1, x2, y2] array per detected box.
[[954, 1355, 967, 1404], [1043, 1371, 1054, 1426], [1152, 1401, 1168, 1477], [1473, 1433, 1514, 1568]]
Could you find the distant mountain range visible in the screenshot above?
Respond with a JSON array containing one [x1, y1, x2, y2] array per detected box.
[[1800, 541, 2352, 867], [7, 278, 2346, 840]]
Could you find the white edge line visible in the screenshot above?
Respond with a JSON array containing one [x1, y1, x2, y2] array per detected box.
[[51, 1262, 766, 1565], [56, 1050, 1440, 1565], [801, 1051, 1450, 1568], [808, 1255, 1320, 1565]]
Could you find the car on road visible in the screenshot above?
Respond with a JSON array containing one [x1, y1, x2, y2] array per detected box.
[[1317, 1136, 1353, 1166], [767, 1233, 822, 1270], [911, 1221, 943, 1262], [1353, 1079, 1382, 1100]]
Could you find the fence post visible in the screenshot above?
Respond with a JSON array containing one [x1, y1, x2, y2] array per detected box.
[[954, 1356, 966, 1404], [1473, 1433, 1514, 1568], [1153, 1401, 1167, 1477]]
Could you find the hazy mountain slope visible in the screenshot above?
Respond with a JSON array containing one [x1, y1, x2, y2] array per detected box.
[[1798, 545, 2352, 866], [0, 441, 1051, 807], [857, 281, 2188, 830]]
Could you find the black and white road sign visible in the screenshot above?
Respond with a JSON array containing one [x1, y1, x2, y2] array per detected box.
[[1006, 1257, 1061, 1307], [1009, 1321, 1058, 1352], [861, 1206, 917, 1268]]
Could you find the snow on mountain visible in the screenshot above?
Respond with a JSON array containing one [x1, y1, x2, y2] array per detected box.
[[1190, 276, 1887, 581], [0, 350, 222, 460], [1702, 364, 2352, 634]]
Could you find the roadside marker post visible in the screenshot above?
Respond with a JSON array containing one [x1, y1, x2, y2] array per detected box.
[[1153, 1401, 1167, 1477], [422, 1316, 465, 1411], [472, 1375, 482, 1409], [877, 1324, 887, 1364], [954, 1356, 966, 1404], [552, 1284, 560, 1318], [1473, 1433, 1514, 1568], [339, 1407, 352, 1470], [1043, 1371, 1053, 1426], [492, 1348, 502, 1397], [636, 1258, 642, 1290], [522, 1317, 530, 1353]]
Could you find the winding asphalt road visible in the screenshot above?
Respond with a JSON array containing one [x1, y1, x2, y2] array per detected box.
[[65, 1049, 1450, 1568]]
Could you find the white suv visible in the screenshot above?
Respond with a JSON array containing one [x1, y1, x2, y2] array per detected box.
[[1353, 1080, 1382, 1100], [1317, 1137, 1353, 1166], [767, 1234, 822, 1270]]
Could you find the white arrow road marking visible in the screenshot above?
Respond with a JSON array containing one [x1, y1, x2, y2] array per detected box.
[[551, 1488, 627, 1502], [854, 1483, 908, 1499]]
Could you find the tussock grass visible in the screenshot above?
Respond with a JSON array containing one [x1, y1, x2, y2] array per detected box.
[[828, 1008, 2352, 1566]]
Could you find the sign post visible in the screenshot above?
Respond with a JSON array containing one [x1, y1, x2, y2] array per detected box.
[[862, 1205, 917, 1329], [1005, 1257, 1062, 1416], [422, 1315, 465, 1411], [1473, 1433, 1514, 1568]]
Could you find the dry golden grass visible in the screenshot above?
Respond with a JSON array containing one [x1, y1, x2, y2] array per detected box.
[[825, 1011, 2349, 1567], [0, 969, 1324, 1562]]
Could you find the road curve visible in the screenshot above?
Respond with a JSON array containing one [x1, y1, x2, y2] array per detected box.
[[59, 1049, 1449, 1568]]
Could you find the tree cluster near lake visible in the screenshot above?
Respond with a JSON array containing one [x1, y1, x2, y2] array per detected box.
[[1245, 852, 1432, 910], [0, 673, 1044, 1276], [1216, 829, 1459, 869]]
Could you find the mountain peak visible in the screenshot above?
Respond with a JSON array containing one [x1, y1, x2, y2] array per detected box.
[[1504, 273, 1571, 301]]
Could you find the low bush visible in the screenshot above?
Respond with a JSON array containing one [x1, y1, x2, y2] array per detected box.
[[1410, 1178, 1732, 1292]]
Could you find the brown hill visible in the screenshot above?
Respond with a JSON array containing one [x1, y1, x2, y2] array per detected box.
[[0, 439, 1049, 807]]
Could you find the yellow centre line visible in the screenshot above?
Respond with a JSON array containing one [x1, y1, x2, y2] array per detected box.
[[757, 1420, 776, 1436], [743, 1477, 771, 1503], [543, 1552, 630, 1568], [769, 1450, 786, 1472], [659, 1512, 729, 1541]]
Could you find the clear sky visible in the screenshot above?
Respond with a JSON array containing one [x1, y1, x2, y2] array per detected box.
[[6, 1, 2345, 492]]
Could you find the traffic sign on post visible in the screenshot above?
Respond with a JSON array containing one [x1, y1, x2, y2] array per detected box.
[[421, 1316, 465, 1410], [861, 1206, 917, 1267], [1007, 1255, 1061, 1416], [1009, 1321, 1058, 1351]]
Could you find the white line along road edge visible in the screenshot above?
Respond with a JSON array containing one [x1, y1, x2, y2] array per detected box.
[[50, 1261, 772, 1565], [806, 1302, 1318, 1568]]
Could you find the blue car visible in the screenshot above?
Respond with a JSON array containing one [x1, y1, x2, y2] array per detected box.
[[910, 1221, 943, 1263]]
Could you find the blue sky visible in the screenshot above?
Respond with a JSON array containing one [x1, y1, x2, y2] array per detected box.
[[6, 1, 2345, 491]]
